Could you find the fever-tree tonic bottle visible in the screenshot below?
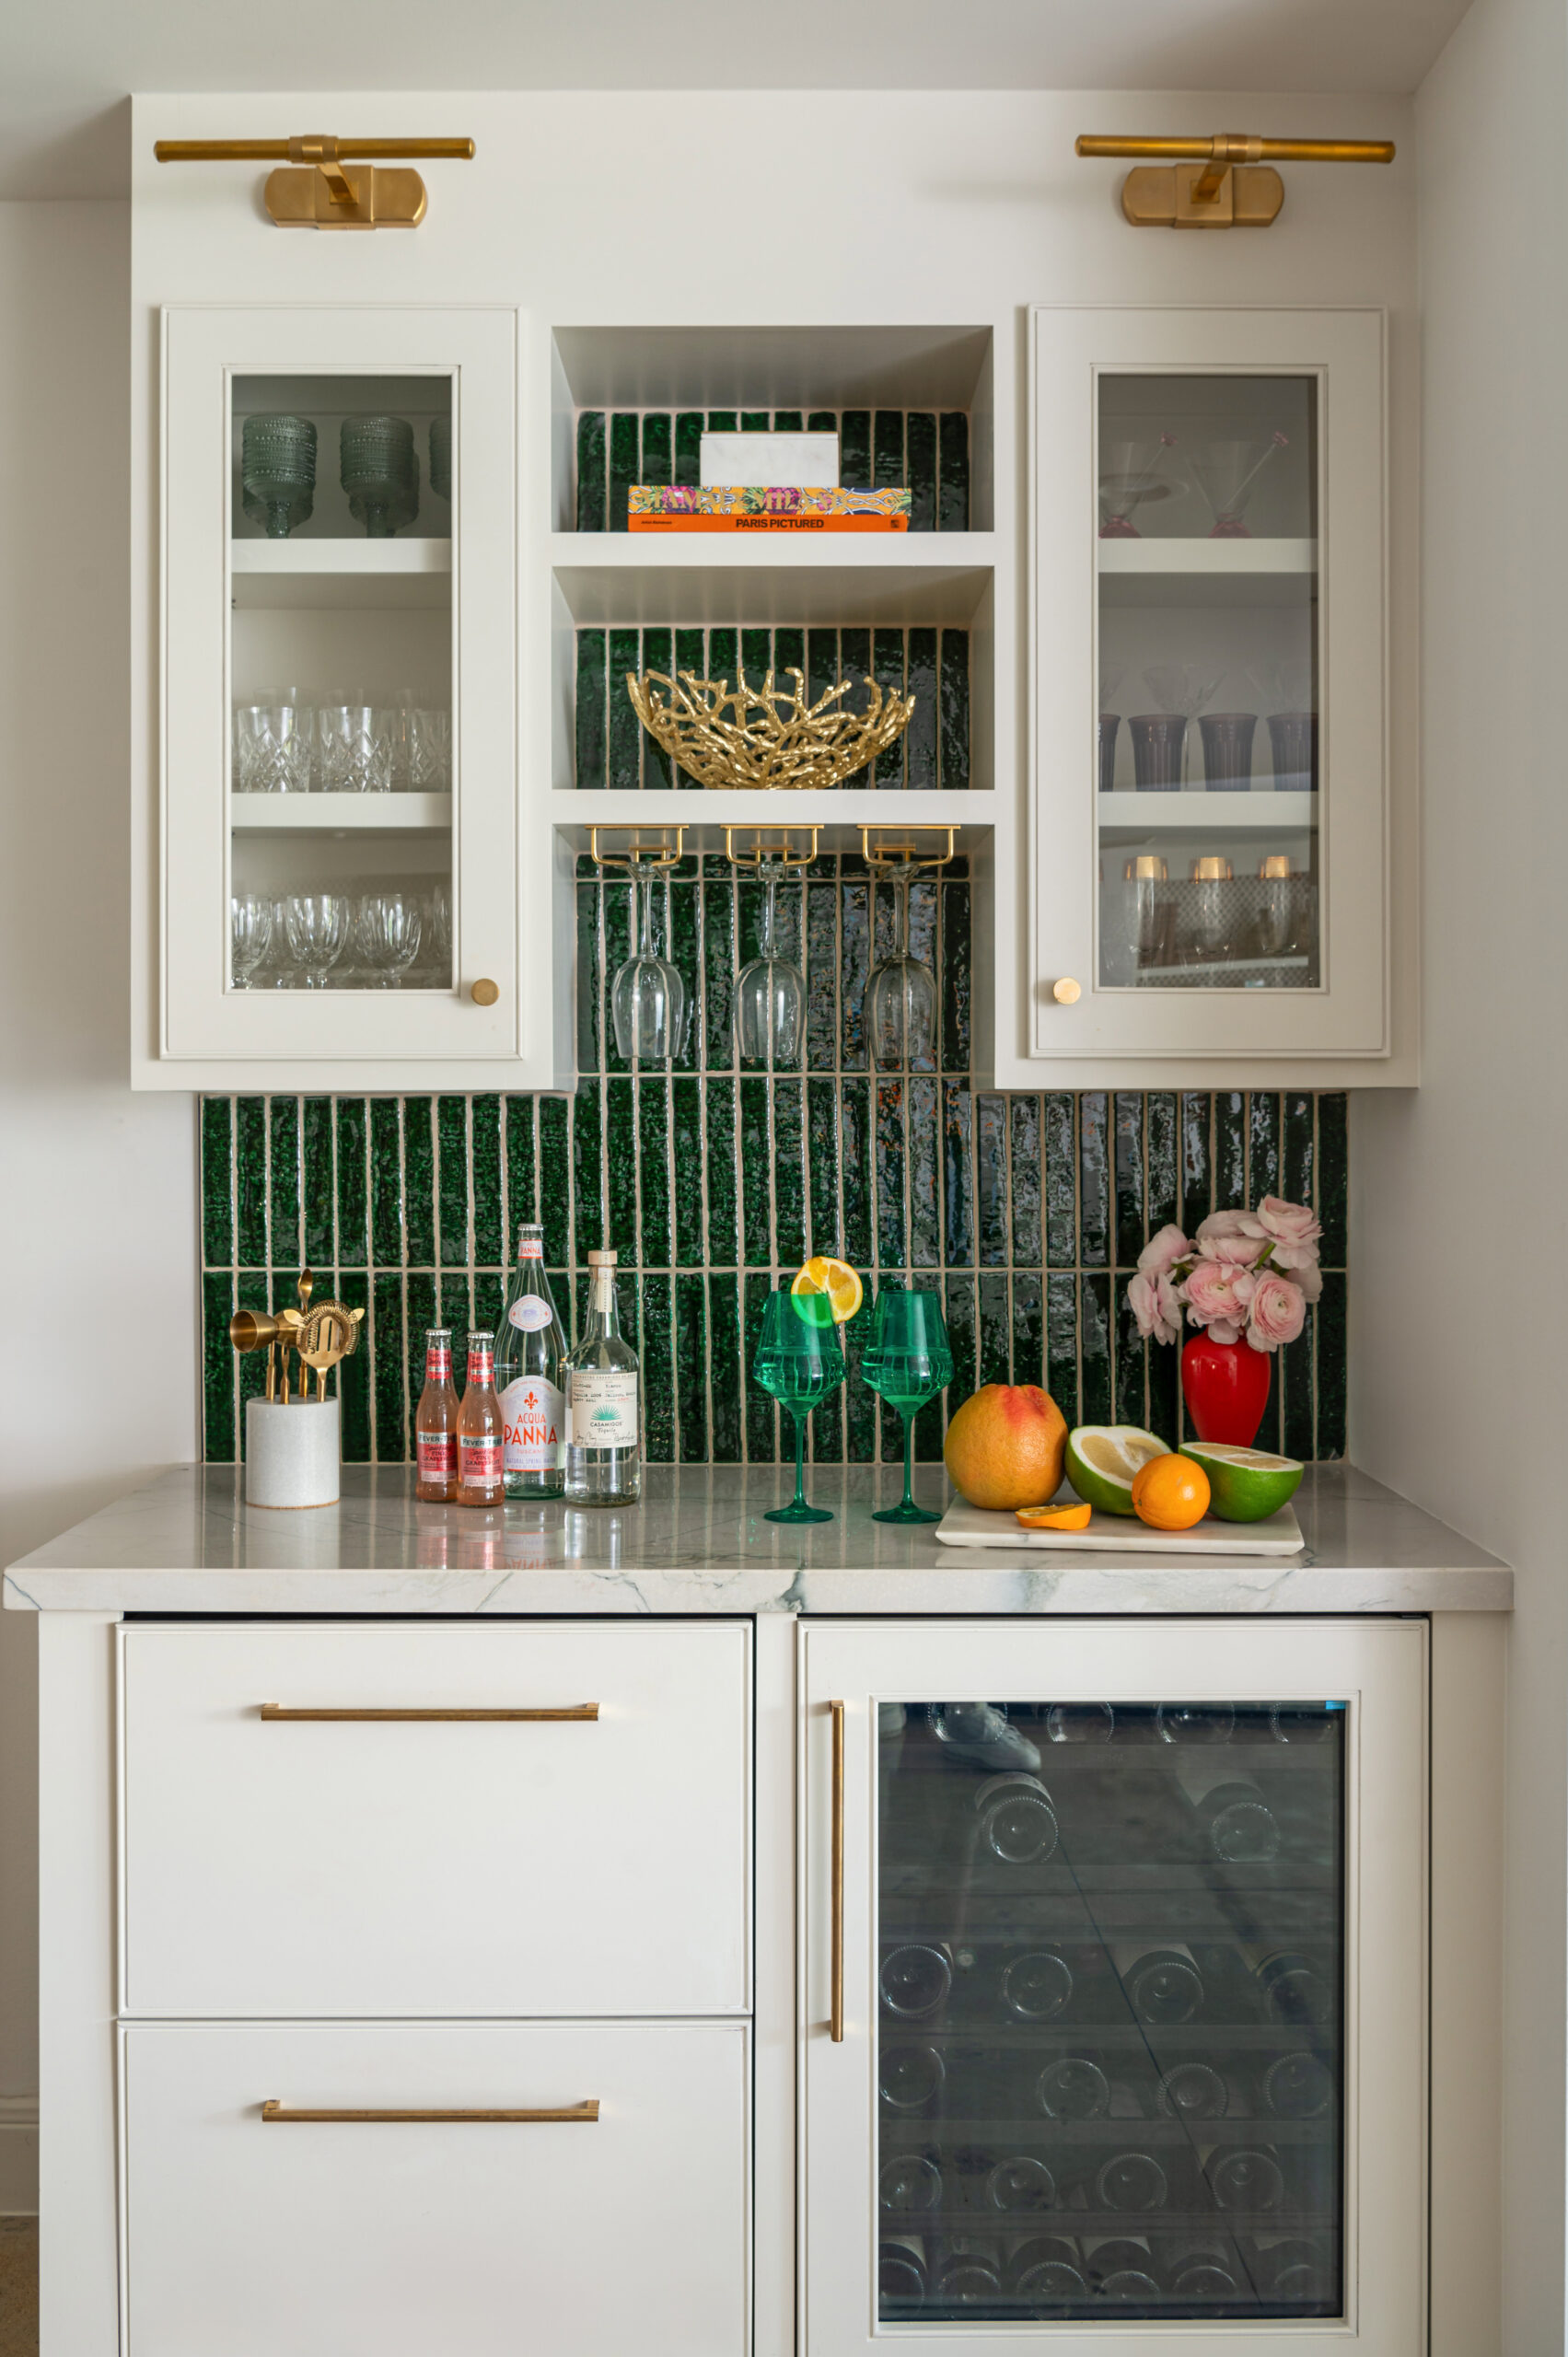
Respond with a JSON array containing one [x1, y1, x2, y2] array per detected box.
[[563, 1249, 641, 1505], [495, 1222, 566, 1499]]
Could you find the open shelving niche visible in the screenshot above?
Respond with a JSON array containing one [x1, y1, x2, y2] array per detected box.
[[536, 321, 1011, 1089]]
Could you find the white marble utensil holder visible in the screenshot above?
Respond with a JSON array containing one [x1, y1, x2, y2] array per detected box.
[[245, 1399, 341, 1508]]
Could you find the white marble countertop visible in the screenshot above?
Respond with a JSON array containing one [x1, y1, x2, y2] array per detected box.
[[3, 1461, 1510, 1615]]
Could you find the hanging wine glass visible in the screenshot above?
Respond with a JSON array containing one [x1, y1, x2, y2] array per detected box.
[[611, 863, 687, 1061], [736, 859, 805, 1064], [867, 856, 937, 1068]]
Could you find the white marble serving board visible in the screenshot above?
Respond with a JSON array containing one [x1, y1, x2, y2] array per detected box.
[[935, 1497, 1304, 1554]]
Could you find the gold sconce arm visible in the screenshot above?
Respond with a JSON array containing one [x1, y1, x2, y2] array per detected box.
[[1075, 132, 1394, 229], [153, 134, 475, 230]]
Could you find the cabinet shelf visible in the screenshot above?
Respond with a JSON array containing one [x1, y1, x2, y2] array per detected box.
[[230, 794, 452, 833], [552, 540, 993, 627], [1099, 792, 1317, 833], [1098, 538, 1316, 575], [231, 539, 452, 610], [550, 788, 997, 842]]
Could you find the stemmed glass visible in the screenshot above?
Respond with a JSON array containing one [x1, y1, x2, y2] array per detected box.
[[1191, 432, 1288, 538], [861, 1290, 955, 1524], [611, 868, 687, 1061], [736, 861, 805, 1063], [240, 413, 316, 539], [230, 894, 273, 988], [356, 892, 423, 986], [284, 893, 351, 990], [752, 1292, 846, 1525], [868, 858, 937, 1067], [340, 415, 419, 538]]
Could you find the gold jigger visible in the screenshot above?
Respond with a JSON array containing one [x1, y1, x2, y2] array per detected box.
[[230, 1271, 364, 1403]]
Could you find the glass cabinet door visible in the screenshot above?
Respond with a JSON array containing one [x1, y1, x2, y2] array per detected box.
[[161, 307, 517, 1070], [1029, 309, 1387, 1063], [802, 1620, 1425, 2357]]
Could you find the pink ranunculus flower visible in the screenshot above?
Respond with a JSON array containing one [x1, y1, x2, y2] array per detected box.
[[1256, 1196, 1322, 1252], [1207, 1232, 1267, 1269], [1127, 1270, 1181, 1347], [1248, 1270, 1307, 1353], [1293, 1259, 1324, 1304], [1195, 1207, 1266, 1252], [1182, 1258, 1257, 1338], [1136, 1223, 1191, 1280]]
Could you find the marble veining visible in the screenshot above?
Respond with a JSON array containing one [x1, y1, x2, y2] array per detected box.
[[4, 1463, 1511, 1616]]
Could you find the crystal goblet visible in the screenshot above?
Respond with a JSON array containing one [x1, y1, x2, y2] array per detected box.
[[356, 891, 423, 986], [340, 415, 419, 538], [736, 865, 804, 1064], [752, 1291, 846, 1524], [241, 413, 316, 540], [611, 872, 687, 1061], [230, 893, 273, 988], [284, 893, 351, 990]]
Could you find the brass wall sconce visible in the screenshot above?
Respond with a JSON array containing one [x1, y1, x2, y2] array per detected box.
[[153, 135, 475, 229], [1075, 133, 1394, 229]]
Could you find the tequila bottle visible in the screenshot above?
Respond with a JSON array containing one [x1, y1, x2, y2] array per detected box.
[[495, 1222, 565, 1499], [563, 1249, 641, 1505]]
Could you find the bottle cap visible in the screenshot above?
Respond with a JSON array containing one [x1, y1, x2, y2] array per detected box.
[[1123, 855, 1168, 881], [517, 1222, 543, 1239], [467, 1329, 494, 1351], [1191, 855, 1233, 881], [588, 1249, 618, 1268], [1260, 853, 1294, 879], [426, 1327, 451, 1343]]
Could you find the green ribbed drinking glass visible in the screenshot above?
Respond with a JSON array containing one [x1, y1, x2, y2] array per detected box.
[[341, 414, 419, 538], [241, 413, 317, 539]]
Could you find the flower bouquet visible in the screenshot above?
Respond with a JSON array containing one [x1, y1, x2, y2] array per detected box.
[[1126, 1197, 1322, 1446]]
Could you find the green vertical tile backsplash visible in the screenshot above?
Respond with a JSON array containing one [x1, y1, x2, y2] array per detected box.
[[199, 864, 1350, 1468]]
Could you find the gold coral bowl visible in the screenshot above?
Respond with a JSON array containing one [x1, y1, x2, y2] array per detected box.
[[626, 666, 915, 792]]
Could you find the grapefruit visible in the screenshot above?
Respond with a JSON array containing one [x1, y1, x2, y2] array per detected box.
[[1132, 1452, 1211, 1531], [943, 1385, 1067, 1511], [1064, 1425, 1170, 1516], [1180, 1442, 1304, 1523]]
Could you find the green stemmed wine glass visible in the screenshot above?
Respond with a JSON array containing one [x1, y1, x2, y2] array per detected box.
[[752, 1291, 845, 1524], [862, 1289, 954, 1524]]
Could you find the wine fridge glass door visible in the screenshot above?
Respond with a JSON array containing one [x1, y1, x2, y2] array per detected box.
[[801, 1619, 1426, 2357]]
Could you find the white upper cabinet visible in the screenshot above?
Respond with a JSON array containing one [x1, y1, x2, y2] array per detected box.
[[1028, 308, 1389, 1075], [155, 305, 522, 1084]]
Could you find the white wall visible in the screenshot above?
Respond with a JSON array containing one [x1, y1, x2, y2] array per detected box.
[[1356, 0, 1568, 2343], [0, 200, 197, 2210]]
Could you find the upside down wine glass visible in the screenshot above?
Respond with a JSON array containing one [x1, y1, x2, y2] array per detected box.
[[752, 1292, 845, 1524], [861, 1289, 954, 1524], [611, 869, 687, 1061]]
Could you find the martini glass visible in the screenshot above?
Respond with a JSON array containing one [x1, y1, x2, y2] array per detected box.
[[1191, 433, 1287, 539], [1098, 434, 1178, 538], [861, 1290, 954, 1524], [752, 1291, 845, 1524]]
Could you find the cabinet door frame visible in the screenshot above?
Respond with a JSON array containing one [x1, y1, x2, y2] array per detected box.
[[798, 1616, 1426, 2356], [160, 302, 520, 1064], [1028, 306, 1388, 1062]]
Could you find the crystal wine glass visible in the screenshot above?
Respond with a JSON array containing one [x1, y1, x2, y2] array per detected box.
[[356, 891, 423, 986], [284, 892, 352, 990], [240, 413, 316, 540], [230, 893, 273, 988], [752, 1291, 846, 1525], [611, 870, 687, 1061], [340, 415, 419, 538], [867, 861, 937, 1067], [860, 1289, 954, 1524], [736, 864, 805, 1063]]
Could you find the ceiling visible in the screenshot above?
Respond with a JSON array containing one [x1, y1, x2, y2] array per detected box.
[[2, 0, 1469, 200]]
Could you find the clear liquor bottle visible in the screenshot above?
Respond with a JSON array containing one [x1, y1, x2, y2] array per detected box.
[[495, 1222, 566, 1499], [563, 1248, 641, 1505]]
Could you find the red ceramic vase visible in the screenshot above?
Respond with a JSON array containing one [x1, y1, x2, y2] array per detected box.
[[1180, 1331, 1272, 1447]]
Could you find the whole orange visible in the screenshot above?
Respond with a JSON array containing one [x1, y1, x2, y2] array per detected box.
[[1131, 1452, 1211, 1531], [944, 1384, 1067, 1510]]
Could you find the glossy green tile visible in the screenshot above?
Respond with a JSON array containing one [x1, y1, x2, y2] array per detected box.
[[875, 1080, 906, 1270], [1081, 1273, 1113, 1427], [575, 412, 606, 532], [772, 411, 803, 433], [574, 1080, 603, 1262], [873, 630, 906, 786], [1318, 1095, 1348, 1263], [1113, 1286, 1147, 1431], [703, 878, 735, 1070], [704, 1075, 739, 1268], [601, 878, 632, 1076], [904, 628, 938, 790], [807, 1078, 841, 1260], [674, 412, 703, 488], [807, 410, 837, 435], [608, 412, 637, 531], [1180, 1093, 1212, 1229], [840, 1078, 873, 1268], [202, 1271, 236, 1460], [672, 1077, 704, 1265], [673, 1273, 708, 1460], [1149, 1323, 1180, 1449], [707, 1271, 743, 1463], [739, 1076, 772, 1266], [840, 411, 871, 490], [744, 1271, 776, 1462], [1044, 1094, 1076, 1268], [1249, 1091, 1281, 1206], [977, 1271, 1011, 1390], [1214, 1091, 1247, 1212], [1317, 1271, 1347, 1455], [1046, 1271, 1079, 1426], [741, 627, 771, 688], [907, 1075, 940, 1270], [975, 1094, 1007, 1267], [505, 1097, 537, 1241], [873, 412, 904, 489], [639, 413, 671, 486], [943, 1080, 973, 1267], [334, 1098, 368, 1269], [369, 1097, 402, 1268], [941, 875, 970, 1072], [1009, 1095, 1042, 1267], [372, 1271, 407, 1458], [636, 1075, 671, 1267], [1079, 1094, 1109, 1266], [402, 1099, 435, 1266], [840, 626, 872, 785], [608, 627, 642, 792], [575, 629, 607, 791], [605, 1077, 638, 1264], [641, 628, 674, 785], [840, 873, 870, 1065], [302, 1098, 333, 1270], [740, 411, 770, 434], [706, 411, 737, 433], [539, 1096, 571, 1271], [944, 1272, 978, 1409], [670, 875, 702, 1066], [437, 1097, 469, 1267], [201, 1099, 233, 1267], [642, 1273, 676, 1461], [938, 412, 970, 531], [1282, 1306, 1315, 1465], [234, 1272, 271, 1452], [1283, 1092, 1315, 1214], [1113, 1094, 1144, 1268], [1146, 1093, 1179, 1237], [470, 1097, 502, 1266], [938, 631, 969, 788], [806, 877, 839, 1074], [337, 1268, 371, 1460], [907, 413, 936, 533], [844, 1294, 878, 1465], [773, 1079, 807, 1269], [807, 627, 838, 712], [236, 1097, 267, 1265], [405, 1266, 436, 1392], [1011, 1269, 1045, 1392]]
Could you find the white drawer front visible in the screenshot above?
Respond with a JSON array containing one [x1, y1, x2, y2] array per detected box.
[[123, 2021, 750, 2357], [122, 1622, 750, 2016]]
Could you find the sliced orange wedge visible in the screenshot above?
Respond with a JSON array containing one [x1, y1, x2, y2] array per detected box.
[[1015, 1502, 1093, 1531], [790, 1256, 864, 1326]]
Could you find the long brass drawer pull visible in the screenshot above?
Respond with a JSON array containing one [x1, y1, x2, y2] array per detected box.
[[830, 1699, 845, 2044], [261, 2100, 600, 2124], [258, 1703, 599, 1723]]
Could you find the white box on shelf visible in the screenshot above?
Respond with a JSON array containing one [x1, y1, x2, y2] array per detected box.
[[699, 431, 839, 488]]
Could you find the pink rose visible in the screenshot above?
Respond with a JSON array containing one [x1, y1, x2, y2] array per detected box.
[[1248, 1270, 1307, 1352], [1182, 1258, 1257, 1345], [1136, 1223, 1191, 1280], [1195, 1208, 1265, 1253], [1127, 1269, 1183, 1346], [1256, 1196, 1321, 1270]]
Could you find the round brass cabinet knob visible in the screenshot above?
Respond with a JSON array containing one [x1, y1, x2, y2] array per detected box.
[[470, 978, 500, 1007], [1051, 978, 1083, 1005]]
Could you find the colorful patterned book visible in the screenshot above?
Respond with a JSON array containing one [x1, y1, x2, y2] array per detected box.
[[628, 484, 911, 533]]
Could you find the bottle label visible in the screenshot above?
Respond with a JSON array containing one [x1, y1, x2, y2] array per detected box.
[[518, 1237, 543, 1260], [424, 1347, 452, 1381], [508, 1295, 554, 1332], [459, 1432, 503, 1485], [416, 1432, 456, 1480], [466, 1348, 494, 1386], [569, 1370, 639, 1450], [500, 1376, 563, 1471]]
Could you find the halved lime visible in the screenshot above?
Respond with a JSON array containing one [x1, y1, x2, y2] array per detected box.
[[1180, 1442, 1304, 1523], [1064, 1425, 1170, 1516]]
